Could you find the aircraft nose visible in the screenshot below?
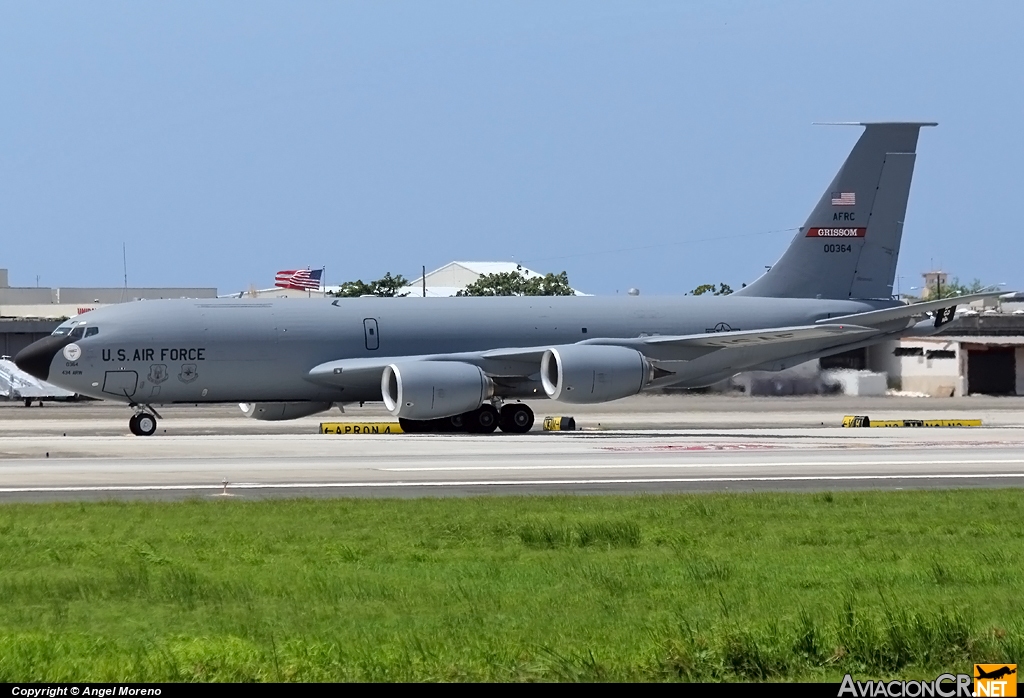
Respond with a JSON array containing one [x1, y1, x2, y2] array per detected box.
[[14, 335, 72, 382]]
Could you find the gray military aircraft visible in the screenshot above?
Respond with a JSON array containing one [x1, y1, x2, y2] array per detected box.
[[16, 122, 1002, 435]]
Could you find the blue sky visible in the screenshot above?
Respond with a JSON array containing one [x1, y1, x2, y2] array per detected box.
[[1, 1, 1021, 295]]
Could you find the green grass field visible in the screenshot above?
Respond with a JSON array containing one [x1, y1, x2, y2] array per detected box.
[[0, 490, 1021, 682]]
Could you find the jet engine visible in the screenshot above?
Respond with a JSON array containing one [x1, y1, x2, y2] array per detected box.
[[540, 344, 652, 403], [382, 361, 493, 420], [240, 402, 333, 421]]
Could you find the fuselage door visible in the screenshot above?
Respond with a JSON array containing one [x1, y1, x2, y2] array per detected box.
[[363, 318, 379, 351]]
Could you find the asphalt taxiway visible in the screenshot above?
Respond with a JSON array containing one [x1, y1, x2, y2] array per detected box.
[[1, 395, 1023, 501]]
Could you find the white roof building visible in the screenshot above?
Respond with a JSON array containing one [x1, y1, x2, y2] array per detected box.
[[401, 261, 585, 297]]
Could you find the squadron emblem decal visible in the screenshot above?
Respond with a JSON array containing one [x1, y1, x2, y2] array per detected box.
[[63, 343, 82, 361], [148, 364, 169, 384], [178, 364, 198, 383]]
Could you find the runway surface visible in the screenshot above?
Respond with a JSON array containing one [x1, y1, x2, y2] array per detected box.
[[2, 396, 1023, 501]]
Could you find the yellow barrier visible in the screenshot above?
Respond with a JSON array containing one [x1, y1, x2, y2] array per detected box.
[[870, 419, 982, 428], [543, 416, 576, 431], [320, 422, 404, 434], [842, 415, 982, 428]]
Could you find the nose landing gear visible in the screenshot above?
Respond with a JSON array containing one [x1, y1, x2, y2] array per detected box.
[[128, 406, 160, 436]]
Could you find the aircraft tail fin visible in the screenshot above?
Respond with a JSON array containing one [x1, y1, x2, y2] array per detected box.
[[735, 122, 936, 300]]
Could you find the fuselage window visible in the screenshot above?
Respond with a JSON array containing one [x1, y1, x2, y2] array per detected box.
[[85, 327, 99, 337]]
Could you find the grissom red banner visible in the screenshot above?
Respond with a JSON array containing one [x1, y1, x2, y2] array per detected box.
[[806, 227, 867, 237]]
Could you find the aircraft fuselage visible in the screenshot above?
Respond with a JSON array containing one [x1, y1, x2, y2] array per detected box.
[[26, 294, 893, 406]]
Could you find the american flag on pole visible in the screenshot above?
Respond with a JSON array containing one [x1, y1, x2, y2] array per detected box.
[[831, 191, 856, 206], [275, 268, 323, 291]]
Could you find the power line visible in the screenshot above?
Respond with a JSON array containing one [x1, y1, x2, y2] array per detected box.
[[519, 226, 798, 266]]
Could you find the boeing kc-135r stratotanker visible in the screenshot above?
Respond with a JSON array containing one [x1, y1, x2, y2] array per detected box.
[[16, 123, 1004, 435]]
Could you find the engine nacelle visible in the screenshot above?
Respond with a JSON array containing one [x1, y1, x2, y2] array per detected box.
[[541, 344, 651, 404], [381, 361, 493, 420], [239, 402, 332, 421]]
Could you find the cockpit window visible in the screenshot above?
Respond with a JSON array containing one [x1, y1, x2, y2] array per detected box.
[[51, 323, 75, 336], [69, 327, 85, 340], [85, 327, 99, 337]]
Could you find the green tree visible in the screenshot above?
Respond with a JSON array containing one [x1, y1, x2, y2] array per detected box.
[[334, 279, 375, 297], [332, 272, 410, 298], [457, 271, 524, 296], [932, 277, 986, 300], [527, 271, 575, 296], [691, 283, 733, 296], [370, 272, 410, 297], [457, 270, 575, 297]]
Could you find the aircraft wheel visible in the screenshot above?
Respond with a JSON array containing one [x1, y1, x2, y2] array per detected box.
[[136, 413, 157, 436], [499, 404, 534, 433], [129, 413, 159, 435], [466, 404, 499, 433]]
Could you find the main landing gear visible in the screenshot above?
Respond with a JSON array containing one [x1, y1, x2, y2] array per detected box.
[[400, 402, 535, 434], [128, 406, 160, 436]]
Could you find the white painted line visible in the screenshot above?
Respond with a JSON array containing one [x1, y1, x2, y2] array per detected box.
[[382, 458, 1024, 472], [1, 472, 1024, 494]]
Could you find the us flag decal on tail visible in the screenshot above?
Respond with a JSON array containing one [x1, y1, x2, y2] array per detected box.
[[832, 191, 856, 205]]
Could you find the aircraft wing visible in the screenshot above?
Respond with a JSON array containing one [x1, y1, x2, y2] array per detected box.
[[817, 291, 1006, 328], [307, 349, 549, 388], [482, 324, 875, 359], [307, 323, 876, 388], [626, 323, 876, 348]]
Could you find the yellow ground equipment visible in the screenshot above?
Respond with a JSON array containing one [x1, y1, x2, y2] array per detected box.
[[543, 416, 576, 431], [320, 422, 404, 434], [842, 416, 981, 428]]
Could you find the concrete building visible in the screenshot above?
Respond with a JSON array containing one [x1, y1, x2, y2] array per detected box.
[[0, 268, 218, 363], [870, 314, 1024, 396], [0, 268, 217, 319], [0, 318, 60, 362], [919, 270, 949, 300], [706, 299, 1024, 398]]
